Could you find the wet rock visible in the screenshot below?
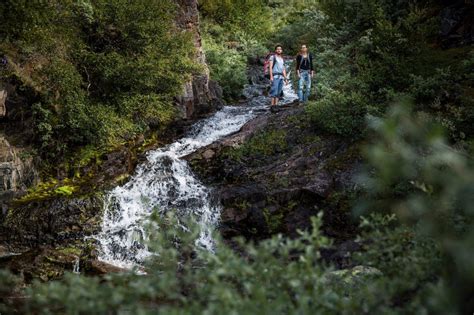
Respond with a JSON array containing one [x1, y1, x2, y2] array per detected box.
[[202, 149, 215, 160], [189, 106, 361, 241], [0, 247, 82, 282], [269, 99, 300, 113], [5, 195, 103, 248], [87, 260, 127, 275]]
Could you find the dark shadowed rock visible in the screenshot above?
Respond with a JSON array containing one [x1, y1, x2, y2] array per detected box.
[[188, 106, 361, 241], [5, 195, 103, 248], [0, 247, 82, 282]]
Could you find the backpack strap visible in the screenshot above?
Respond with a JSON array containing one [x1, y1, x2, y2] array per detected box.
[[270, 55, 278, 71]]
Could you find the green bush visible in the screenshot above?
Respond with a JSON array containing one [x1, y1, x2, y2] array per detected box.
[[200, 0, 274, 101], [199, 0, 272, 41], [1, 0, 198, 164], [359, 101, 474, 312], [306, 90, 368, 137], [203, 35, 247, 101]]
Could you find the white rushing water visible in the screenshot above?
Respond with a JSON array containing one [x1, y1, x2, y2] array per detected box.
[[95, 66, 298, 269]]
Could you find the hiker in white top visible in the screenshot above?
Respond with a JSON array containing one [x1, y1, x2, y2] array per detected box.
[[269, 45, 288, 106]]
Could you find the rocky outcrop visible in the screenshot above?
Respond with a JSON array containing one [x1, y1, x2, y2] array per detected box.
[[187, 105, 361, 242], [4, 195, 103, 248], [0, 136, 38, 214], [176, 0, 223, 119]]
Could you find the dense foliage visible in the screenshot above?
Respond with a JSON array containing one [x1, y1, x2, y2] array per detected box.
[[200, 0, 272, 100], [272, 1, 474, 139], [1, 0, 473, 314], [0, 0, 198, 163], [2, 105, 472, 313]]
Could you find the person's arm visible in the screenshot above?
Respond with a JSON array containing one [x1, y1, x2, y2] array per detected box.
[[310, 53, 314, 77], [269, 56, 274, 81], [296, 55, 301, 77], [283, 66, 288, 84]]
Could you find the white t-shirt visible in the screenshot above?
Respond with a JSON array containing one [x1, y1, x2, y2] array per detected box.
[[271, 55, 285, 78]]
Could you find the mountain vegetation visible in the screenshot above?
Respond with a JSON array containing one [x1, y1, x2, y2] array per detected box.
[[1, 0, 473, 314]]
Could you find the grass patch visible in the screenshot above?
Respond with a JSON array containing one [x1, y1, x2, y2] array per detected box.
[[224, 129, 288, 162]]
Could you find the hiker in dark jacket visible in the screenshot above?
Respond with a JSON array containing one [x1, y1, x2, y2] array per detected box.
[[295, 44, 314, 103]]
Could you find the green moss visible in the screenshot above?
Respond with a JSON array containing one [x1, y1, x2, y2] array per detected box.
[[137, 134, 159, 153], [269, 174, 290, 189], [263, 207, 284, 234], [74, 145, 106, 169], [224, 129, 288, 162], [55, 246, 82, 257], [235, 200, 249, 211], [54, 185, 76, 196], [262, 200, 298, 235], [14, 178, 81, 204]]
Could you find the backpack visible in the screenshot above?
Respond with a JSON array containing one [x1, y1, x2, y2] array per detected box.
[[263, 53, 276, 79]]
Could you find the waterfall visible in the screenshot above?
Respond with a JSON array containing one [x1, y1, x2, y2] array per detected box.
[[95, 63, 298, 269]]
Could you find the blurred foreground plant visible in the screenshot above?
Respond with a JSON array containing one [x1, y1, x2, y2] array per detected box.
[[358, 99, 474, 313]]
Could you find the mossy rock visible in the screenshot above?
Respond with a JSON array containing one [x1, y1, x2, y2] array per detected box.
[[0, 247, 83, 283], [5, 194, 104, 247]]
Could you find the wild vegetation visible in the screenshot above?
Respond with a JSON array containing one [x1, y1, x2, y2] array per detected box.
[[1, 0, 473, 314], [0, 0, 198, 166]]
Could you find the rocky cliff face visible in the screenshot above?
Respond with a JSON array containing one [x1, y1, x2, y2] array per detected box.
[[176, 0, 223, 119], [0, 136, 38, 212]]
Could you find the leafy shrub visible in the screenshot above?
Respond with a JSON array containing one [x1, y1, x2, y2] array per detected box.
[[199, 0, 272, 41], [1, 0, 198, 164], [306, 90, 368, 137], [359, 101, 474, 313], [203, 35, 247, 101]]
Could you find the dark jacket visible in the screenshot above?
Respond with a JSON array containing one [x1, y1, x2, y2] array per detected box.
[[296, 53, 314, 71]]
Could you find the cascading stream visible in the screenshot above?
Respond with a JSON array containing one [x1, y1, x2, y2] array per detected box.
[[95, 64, 298, 269]]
